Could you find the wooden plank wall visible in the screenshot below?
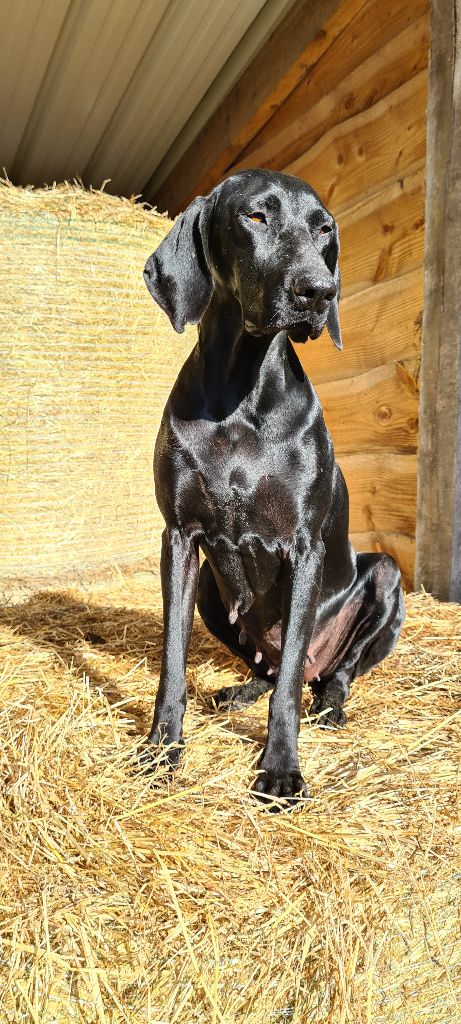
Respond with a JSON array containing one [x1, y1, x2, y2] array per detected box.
[[227, 0, 428, 589]]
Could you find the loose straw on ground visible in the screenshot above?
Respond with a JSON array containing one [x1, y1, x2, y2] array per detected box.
[[0, 573, 460, 1023]]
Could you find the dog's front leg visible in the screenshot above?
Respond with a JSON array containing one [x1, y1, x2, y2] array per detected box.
[[145, 528, 199, 768], [253, 536, 324, 809]]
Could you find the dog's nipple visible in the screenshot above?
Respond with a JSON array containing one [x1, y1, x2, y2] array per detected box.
[[228, 602, 239, 625], [239, 629, 247, 646], [254, 650, 262, 664]]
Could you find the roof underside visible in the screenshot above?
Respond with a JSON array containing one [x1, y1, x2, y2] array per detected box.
[[0, 0, 293, 202]]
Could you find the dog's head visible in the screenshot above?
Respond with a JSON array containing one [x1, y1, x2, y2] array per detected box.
[[144, 169, 342, 349]]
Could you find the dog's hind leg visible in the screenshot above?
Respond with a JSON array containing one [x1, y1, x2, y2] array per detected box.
[[310, 553, 404, 729], [197, 559, 275, 708]]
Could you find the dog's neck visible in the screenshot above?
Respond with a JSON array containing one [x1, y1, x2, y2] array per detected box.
[[189, 289, 305, 421]]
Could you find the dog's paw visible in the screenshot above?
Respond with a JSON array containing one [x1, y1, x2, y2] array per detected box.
[[138, 737, 184, 775], [209, 676, 273, 710], [251, 769, 309, 812], [208, 682, 250, 709], [309, 697, 346, 729]]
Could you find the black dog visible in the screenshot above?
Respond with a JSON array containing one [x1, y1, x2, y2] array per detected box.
[[143, 169, 404, 809]]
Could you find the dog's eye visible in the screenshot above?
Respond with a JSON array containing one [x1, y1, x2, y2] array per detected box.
[[319, 223, 332, 234], [245, 211, 267, 224]]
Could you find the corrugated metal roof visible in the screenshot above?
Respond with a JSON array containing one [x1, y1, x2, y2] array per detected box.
[[0, 0, 284, 199]]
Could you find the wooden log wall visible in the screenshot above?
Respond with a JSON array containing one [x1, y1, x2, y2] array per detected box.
[[154, 0, 428, 589], [228, 0, 428, 589]]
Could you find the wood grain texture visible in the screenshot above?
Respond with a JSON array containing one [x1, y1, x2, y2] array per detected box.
[[316, 360, 419, 454], [295, 269, 423, 385], [338, 168, 425, 296], [286, 71, 428, 213], [415, 0, 461, 600], [240, 0, 428, 159], [350, 531, 415, 591], [340, 453, 417, 535], [152, 0, 359, 215], [232, 15, 428, 175]]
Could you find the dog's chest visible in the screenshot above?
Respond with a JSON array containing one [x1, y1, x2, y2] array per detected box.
[[155, 402, 331, 611], [176, 417, 320, 546]]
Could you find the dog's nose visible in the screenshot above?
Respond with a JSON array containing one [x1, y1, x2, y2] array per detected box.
[[144, 258, 153, 281], [291, 274, 336, 307]]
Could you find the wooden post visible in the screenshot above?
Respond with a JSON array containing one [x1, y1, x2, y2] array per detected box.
[[415, 0, 461, 600]]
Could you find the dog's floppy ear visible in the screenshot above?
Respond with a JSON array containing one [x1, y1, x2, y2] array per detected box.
[[324, 224, 342, 351], [144, 194, 215, 333]]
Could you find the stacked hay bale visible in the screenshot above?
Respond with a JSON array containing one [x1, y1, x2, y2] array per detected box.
[[0, 180, 196, 593]]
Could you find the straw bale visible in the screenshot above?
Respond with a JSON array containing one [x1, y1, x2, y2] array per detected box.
[[0, 576, 460, 1022], [0, 179, 196, 591]]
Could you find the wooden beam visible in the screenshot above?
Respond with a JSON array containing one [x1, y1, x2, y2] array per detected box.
[[338, 167, 425, 297], [415, 0, 461, 600], [340, 452, 417, 535], [150, 0, 363, 215], [286, 71, 427, 214], [234, 3, 428, 171], [296, 267, 423, 384], [317, 360, 419, 454]]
